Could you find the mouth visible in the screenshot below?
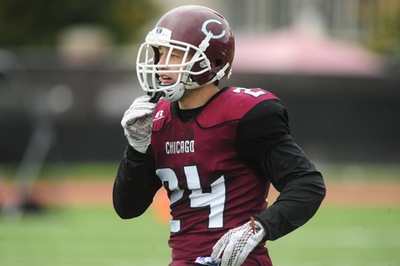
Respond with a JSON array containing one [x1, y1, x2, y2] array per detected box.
[[159, 75, 174, 85]]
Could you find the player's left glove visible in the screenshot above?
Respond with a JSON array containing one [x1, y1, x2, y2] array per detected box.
[[211, 218, 265, 266]]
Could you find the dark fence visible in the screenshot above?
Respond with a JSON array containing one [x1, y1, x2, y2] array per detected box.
[[1, 67, 399, 163], [227, 73, 400, 163]]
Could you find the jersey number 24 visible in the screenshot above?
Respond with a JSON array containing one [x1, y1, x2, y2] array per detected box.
[[157, 165, 226, 233]]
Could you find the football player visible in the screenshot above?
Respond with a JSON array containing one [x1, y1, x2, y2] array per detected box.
[[113, 5, 326, 266]]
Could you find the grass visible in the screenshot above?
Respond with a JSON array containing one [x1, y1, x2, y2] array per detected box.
[[268, 206, 400, 266], [0, 206, 399, 266], [0, 162, 399, 265], [0, 208, 171, 266]]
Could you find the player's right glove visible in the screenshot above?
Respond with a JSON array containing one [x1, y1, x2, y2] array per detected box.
[[211, 218, 265, 266], [121, 95, 156, 153]]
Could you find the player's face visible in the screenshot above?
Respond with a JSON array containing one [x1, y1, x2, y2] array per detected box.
[[157, 46, 190, 85]]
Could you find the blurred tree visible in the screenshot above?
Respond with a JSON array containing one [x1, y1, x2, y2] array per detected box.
[[0, 0, 161, 46], [361, 0, 400, 54]]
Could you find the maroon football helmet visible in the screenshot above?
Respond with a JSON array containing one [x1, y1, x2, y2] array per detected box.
[[136, 5, 235, 101]]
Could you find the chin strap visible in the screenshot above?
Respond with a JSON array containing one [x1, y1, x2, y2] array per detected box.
[[199, 31, 213, 51], [200, 31, 230, 82], [215, 63, 230, 80], [148, 91, 164, 103]]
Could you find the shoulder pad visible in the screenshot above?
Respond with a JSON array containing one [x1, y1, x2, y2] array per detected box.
[[197, 87, 277, 127]]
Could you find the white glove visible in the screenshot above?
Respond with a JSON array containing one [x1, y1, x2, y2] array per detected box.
[[121, 95, 156, 153], [211, 218, 265, 266]]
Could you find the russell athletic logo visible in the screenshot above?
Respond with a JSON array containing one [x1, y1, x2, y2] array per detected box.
[[153, 110, 165, 121]]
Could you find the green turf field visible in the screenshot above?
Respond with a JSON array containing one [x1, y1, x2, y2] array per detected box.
[[1, 162, 398, 265], [0, 206, 399, 266]]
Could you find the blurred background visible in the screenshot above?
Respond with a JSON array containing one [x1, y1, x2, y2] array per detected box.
[[0, 0, 399, 164], [0, 0, 399, 265]]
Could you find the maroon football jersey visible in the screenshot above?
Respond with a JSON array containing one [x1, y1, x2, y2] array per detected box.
[[151, 87, 276, 264]]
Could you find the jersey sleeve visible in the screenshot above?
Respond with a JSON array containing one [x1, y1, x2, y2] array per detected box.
[[113, 145, 162, 219], [236, 98, 291, 174], [236, 98, 326, 241]]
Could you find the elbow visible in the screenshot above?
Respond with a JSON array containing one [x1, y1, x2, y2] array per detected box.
[[113, 198, 148, 219], [113, 204, 146, 219], [320, 183, 327, 201], [318, 174, 327, 200], [116, 211, 140, 220], [116, 212, 134, 220], [312, 174, 327, 208], [112, 186, 149, 219], [296, 171, 327, 212], [314, 186, 326, 211]]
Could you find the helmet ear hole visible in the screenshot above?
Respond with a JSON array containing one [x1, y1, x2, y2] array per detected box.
[[215, 59, 222, 67]]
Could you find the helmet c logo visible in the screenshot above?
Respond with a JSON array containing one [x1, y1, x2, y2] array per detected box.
[[201, 19, 226, 39]]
